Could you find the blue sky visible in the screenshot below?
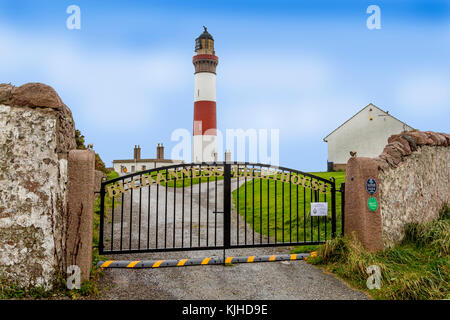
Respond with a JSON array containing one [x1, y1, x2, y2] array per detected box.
[[1, 0, 449, 171]]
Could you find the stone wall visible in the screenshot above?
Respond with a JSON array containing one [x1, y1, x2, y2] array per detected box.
[[344, 130, 450, 251], [94, 170, 106, 193], [375, 131, 450, 247], [0, 83, 95, 289]]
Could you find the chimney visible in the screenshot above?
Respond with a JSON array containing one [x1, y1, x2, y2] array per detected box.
[[134, 145, 141, 160], [157, 143, 164, 160], [225, 150, 231, 163]]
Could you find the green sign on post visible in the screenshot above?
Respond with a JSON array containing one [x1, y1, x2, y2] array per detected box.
[[368, 197, 378, 212]]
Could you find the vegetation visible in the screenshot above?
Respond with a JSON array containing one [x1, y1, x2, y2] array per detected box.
[[291, 244, 321, 253], [165, 175, 224, 188], [75, 129, 108, 174], [0, 268, 104, 300], [232, 171, 345, 243], [0, 253, 105, 300], [138, 169, 223, 188], [106, 170, 119, 180], [93, 170, 120, 251], [74, 129, 86, 150], [307, 205, 450, 300]]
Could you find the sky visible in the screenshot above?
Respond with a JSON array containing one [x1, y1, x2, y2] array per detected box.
[[0, 0, 449, 171]]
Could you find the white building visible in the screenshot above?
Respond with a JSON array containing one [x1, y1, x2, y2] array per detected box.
[[113, 144, 184, 175], [323, 103, 414, 171]]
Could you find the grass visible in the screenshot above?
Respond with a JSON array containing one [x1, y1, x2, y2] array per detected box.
[[0, 268, 104, 300], [291, 244, 321, 253], [0, 256, 105, 300], [138, 169, 223, 188], [306, 205, 450, 300], [232, 171, 346, 243], [165, 175, 224, 188], [93, 170, 121, 249]]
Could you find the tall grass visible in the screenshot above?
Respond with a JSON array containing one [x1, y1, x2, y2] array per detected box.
[[309, 204, 450, 300], [403, 205, 450, 258]]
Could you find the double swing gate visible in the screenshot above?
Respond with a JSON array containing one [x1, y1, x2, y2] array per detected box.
[[99, 163, 345, 255]]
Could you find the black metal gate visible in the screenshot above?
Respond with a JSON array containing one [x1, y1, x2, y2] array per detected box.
[[99, 163, 344, 255]]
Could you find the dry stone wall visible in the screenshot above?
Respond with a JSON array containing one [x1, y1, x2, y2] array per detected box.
[[374, 131, 450, 247]]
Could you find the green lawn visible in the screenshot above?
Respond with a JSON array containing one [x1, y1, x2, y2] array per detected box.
[[140, 170, 224, 188], [232, 171, 346, 243], [93, 170, 120, 248], [165, 176, 224, 188]]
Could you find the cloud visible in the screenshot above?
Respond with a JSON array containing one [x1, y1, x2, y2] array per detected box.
[[0, 24, 190, 129], [217, 52, 367, 139], [218, 88, 367, 142], [220, 52, 333, 95], [395, 71, 450, 114]]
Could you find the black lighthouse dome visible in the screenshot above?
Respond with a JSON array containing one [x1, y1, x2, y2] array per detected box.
[[195, 26, 215, 53], [197, 26, 214, 40]]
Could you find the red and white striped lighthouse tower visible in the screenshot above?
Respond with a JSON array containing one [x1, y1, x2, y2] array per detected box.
[[192, 26, 218, 162]]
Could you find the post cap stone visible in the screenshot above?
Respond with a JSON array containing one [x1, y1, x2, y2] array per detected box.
[[374, 130, 449, 173], [0, 82, 76, 157], [401, 134, 417, 151], [395, 137, 412, 155], [403, 131, 434, 146], [0, 82, 64, 109], [389, 140, 411, 157], [0, 83, 14, 103], [425, 131, 447, 146]]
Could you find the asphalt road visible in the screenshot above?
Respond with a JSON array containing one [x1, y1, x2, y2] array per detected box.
[[97, 179, 369, 300]]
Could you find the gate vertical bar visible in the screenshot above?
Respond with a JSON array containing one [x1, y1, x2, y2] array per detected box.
[[341, 182, 345, 236], [331, 178, 337, 238], [110, 195, 115, 251], [223, 164, 231, 250], [129, 184, 133, 250], [99, 183, 105, 255]]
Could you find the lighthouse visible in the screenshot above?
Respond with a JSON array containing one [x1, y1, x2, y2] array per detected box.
[[192, 26, 218, 163]]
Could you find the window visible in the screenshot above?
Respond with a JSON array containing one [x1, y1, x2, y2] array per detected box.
[[131, 166, 135, 172], [195, 38, 202, 51], [142, 165, 146, 171]]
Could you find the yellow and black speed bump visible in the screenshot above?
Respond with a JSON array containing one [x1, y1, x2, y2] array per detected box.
[[98, 252, 313, 269]]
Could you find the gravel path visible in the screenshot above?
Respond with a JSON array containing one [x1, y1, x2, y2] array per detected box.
[[97, 179, 369, 300]]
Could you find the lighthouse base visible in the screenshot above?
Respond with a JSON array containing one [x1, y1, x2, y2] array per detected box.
[[193, 135, 217, 163]]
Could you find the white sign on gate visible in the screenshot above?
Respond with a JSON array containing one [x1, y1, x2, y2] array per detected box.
[[311, 202, 328, 216]]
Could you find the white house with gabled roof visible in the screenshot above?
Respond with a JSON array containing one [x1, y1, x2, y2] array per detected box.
[[323, 103, 414, 171]]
